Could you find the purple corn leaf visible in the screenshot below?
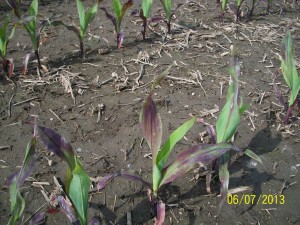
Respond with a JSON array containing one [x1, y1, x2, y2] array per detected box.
[[96, 169, 151, 191], [196, 118, 216, 144], [22, 53, 30, 76], [100, 7, 117, 31], [7, 58, 14, 77], [159, 143, 240, 187], [57, 196, 81, 225], [117, 31, 124, 49], [7, 137, 37, 225], [154, 201, 165, 225], [141, 91, 162, 192], [6, 0, 22, 18], [37, 126, 76, 170], [89, 217, 102, 225], [29, 212, 45, 225]]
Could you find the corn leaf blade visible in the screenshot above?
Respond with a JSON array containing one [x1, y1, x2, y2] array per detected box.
[[76, 0, 86, 36], [159, 143, 240, 187], [141, 0, 152, 18], [69, 161, 90, 225], [38, 126, 76, 170], [156, 116, 197, 170]]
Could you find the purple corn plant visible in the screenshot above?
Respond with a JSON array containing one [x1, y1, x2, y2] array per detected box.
[[6, 0, 50, 70], [6, 131, 38, 225], [94, 66, 245, 224], [197, 45, 262, 210], [101, 0, 134, 48]]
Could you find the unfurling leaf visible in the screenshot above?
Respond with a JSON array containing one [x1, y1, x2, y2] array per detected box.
[[141, 92, 162, 191]]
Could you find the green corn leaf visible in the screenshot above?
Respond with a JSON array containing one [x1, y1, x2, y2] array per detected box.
[[281, 32, 300, 107], [216, 93, 240, 143], [76, 0, 86, 37], [0, 15, 10, 58], [69, 160, 90, 225], [222, 0, 228, 11], [112, 0, 123, 19], [141, 0, 153, 18], [237, 0, 242, 7], [152, 65, 171, 90], [160, 0, 172, 21], [83, 3, 98, 36], [156, 116, 197, 171], [7, 137, 37, 225], [28, 0, 38, 29], [244, 149, 262, 164]]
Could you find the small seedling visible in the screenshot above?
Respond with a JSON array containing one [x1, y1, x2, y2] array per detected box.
[[51, 0, 100, 57], [274, 31, 300, 124], [7, 0, 49, 69], [101, 0, 134, 48], [0, 15, 15, 77], [159, 0, 183, 34], [139, 0, 153, 40]]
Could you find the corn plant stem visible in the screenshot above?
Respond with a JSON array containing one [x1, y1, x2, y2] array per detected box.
[[80, 41, 84, 57], [142, 20, 147, 40], [167, 21, 171, 34], [283, 99, 299, 124], [34, 49, 42, 69], [2, 59, 8, 73]]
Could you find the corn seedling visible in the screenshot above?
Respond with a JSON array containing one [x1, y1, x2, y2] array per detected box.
[[6, 134, 37, 225], [274, 31, 300, 124], [0, 15, 15, 77], [199, 45, 262, 209], [52, 0, 99, 57], [101, 0, 134, 48], [6, 120, 101, 225], [37, 126, 91, 225], [6, 0, 49, 69], [131, 0, 163, 40], [220, 0, 245, 22], [159, 0, 183, 34], [94, 67, 245, 224]]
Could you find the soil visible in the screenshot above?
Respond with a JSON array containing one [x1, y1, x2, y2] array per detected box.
[[1, 0, 300, 225]]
